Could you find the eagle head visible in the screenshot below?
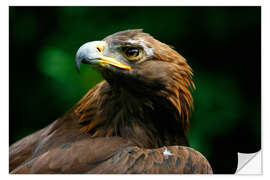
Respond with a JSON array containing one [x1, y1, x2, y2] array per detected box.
[[75, 29, 194, 148]]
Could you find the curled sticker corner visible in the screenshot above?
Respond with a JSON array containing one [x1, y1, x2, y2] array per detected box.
[[235, 150, 261, 174]]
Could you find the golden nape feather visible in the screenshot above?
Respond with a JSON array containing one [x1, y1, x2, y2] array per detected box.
[[9, 29, 212, 174]]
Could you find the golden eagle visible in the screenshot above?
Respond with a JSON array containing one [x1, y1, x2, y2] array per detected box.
[[9, 29, 212, 174]]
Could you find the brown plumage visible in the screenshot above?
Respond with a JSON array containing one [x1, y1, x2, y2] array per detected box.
[[9, 29, 212, 174]]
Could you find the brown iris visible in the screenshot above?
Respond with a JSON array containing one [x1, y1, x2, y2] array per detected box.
[[122, 47, 142, 61]]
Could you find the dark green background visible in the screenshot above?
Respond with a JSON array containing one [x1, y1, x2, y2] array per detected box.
[[9, 7, 261, 174]]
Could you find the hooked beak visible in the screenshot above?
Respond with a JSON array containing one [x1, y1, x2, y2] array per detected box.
[[75, 41, 131, 72]]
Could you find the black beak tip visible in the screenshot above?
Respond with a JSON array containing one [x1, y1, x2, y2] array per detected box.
[[76, 66, 80, 73], [75, 57, 81, 73]]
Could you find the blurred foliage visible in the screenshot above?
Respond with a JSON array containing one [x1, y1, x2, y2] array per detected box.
[[9, 7, 260, 173]]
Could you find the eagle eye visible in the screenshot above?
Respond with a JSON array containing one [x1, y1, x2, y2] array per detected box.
[[122, 47, 142, 61]]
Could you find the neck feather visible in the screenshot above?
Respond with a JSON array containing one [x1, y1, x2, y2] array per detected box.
[[73, 78, 193, 148]]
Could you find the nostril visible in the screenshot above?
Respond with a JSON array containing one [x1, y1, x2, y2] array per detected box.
[[97, 47, 102, 52]]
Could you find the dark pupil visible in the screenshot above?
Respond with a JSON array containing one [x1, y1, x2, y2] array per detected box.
[[125, 48, 139, 57]]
